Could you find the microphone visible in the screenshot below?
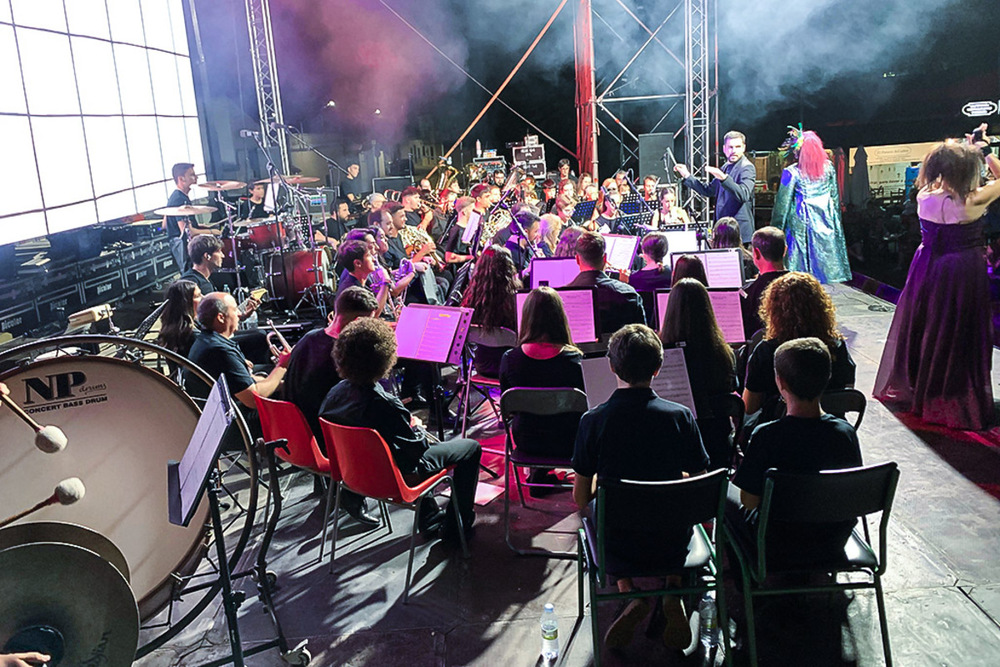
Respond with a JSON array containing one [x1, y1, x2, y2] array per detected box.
[[238, 129, 258, 138], [0, 392, 68, 453], [0, 477, 86, 528], [270, 122, 296, 131]]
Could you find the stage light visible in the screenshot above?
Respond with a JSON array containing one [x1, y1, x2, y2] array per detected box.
[[325, 100, 336, 108], [374, 109, 382, 116]]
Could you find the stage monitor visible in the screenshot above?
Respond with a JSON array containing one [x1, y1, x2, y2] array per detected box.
[[668, 248, 744, 288], [656, 287, 746, 344], [516, 287, 598, 344], [530, 257, 579, 289], [0, 1, 206, 245]]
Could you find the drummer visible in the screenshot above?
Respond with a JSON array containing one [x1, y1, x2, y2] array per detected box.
[[238, 182, 269, 220], [166, 162, 220, 272], [313, 198, 353, 249]]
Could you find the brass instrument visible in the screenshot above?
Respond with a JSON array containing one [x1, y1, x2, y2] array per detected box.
[[427, 160, 458, 196], [384, 189, 402, 202], [265, 319, 292, 361], [481, 208, 512, 247], [398, 223, 436, 259]]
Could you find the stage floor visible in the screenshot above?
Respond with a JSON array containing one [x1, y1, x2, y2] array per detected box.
[[136, 283, 1000, 666]]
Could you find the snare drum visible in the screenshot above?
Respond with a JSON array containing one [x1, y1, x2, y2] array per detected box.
[[268, 250, 333, 305], [244, 217, 285, 250], [0, 356, 209, 618]]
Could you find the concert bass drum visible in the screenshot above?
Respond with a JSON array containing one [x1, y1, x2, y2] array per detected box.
[[268, 250, 334, 306]]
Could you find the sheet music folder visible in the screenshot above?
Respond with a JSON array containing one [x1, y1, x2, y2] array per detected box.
[[168, 375, 235, 527], [668, 247, 744, 288], [582, 346, 697, 417], [395, 304, 474, 365], [516, 286, 598, 344], [655, 287, 746, 344]]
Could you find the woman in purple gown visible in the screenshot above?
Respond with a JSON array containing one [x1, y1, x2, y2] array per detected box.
[[874, 135, 1000, 430]]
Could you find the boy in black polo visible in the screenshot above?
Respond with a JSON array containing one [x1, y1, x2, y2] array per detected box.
[[730, 337, 863, 562], [572, 324, 708, 651]]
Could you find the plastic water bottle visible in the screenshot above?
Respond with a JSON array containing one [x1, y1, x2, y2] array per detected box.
[[540, 602, 559, 661], [698, 591, 718, 650]]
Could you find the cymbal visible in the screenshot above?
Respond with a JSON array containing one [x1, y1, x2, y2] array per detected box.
[[153, 205, 216, 216], [232, 217, 274, 228], [197, 180, 247, 192], [0, 521, 130, 583], [255, 175, 321, 185], [0, 542, 139, 665]]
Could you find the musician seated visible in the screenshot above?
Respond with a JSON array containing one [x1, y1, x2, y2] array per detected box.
[[320, 318, 482, 539], [461, 245, 520, 377], [566, 231, 645, 337], [384, 202, 448, 305], [503, 210, 541, 279], [314, 198, 353, 249], [239, 182, 269, 220], [283, 286, 381, 527], [443, 197, 477, 268], [628, 232, 673, 292], [336, 240, 391, 314], [185, 292, 290, 410], [401, 186, 433, 231]]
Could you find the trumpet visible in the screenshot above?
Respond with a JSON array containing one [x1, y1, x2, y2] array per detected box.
[[265, 319, 292, 362]]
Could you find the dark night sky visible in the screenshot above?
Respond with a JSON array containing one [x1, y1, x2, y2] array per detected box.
[[196, 0, 1000, 172]]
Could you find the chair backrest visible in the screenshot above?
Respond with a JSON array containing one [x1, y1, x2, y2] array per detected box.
[[598, 469, 729, 533], [319, 419, 408, 500], [820, 389, 867, 429], [254, 394, 335, 477], [500, 387, 590, 422], [761, 462, 899, 525], [467, 325, 518, 349]]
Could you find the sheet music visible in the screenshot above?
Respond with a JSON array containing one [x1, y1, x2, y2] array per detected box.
[[670, 249, 743, 288], [516, 288, 597, 343], [603, 234, 639, 272], [656, 290, 671, 329], [395, 305, 466, 363], [582, 356, 618, 409], [649, 347, 698, 418], [707, 290, 745, 343], [531, 257, 580, 289], [663, 231, 699, 264], [462, 210, 482, 245]]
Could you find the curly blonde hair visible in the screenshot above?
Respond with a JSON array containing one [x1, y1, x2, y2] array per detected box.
[[759, 272, 841, 347]]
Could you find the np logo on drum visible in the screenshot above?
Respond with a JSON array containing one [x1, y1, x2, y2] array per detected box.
[[22, 371, 87, 405]]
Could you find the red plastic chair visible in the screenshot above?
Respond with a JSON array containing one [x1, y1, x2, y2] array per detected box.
[[320, 418, 469, 604], [254, 395, 340, 559]]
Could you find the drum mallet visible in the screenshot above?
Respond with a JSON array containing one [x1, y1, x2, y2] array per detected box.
[[0, 477, 86, 529], [0, 392, 68, 453]]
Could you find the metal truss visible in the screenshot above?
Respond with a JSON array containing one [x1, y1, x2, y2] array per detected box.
[[244, 0, 290, 174], [586, 0, 717, 222]]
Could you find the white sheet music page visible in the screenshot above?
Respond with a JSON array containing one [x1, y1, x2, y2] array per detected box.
[[603, 234, 638, 272], [531, 257, 580, 289], [582, 356, 618, 409], [703, 249, 743, 288], [663, 231, 699, 265], [707, 290, 745, 343], [649, 347, 698, 418], [560, 289, 598, 343]]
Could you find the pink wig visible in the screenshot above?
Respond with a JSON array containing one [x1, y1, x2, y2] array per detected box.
[[797, 131, 828, 180]]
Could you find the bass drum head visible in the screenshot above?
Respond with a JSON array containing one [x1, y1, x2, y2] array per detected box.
[[0, 357, 208, 619], [268, 250, 332, 305]]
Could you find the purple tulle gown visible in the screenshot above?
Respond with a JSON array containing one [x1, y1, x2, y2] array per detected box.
[[874, 192, 994, 430]]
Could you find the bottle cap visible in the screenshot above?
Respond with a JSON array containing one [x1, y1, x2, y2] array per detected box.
[[544, 603, 554, 612]]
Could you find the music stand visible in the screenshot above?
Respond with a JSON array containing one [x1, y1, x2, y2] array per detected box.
[[515, 286, 598, 345], [571, 200, 597, 224], [166, 376, 302, 666]]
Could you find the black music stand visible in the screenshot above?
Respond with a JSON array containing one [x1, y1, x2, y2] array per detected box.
[[167, 376, 308, 667], [571, 200, 597, 224]]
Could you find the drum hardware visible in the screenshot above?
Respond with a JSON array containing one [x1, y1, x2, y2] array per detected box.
[[153, 204, 216, 217], [0, 335, 259, 658]]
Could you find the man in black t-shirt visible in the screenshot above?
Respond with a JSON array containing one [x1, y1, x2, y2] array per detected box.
[[283, 287, 381, 527], [238, 183, 269, 220], [729, 337, 863, 564], [340, 162, 364, 203], [566, 231, 645, 337], [573, 324, 708, 650], [165, 162, 220, 272], [741, 226, 788, 339]]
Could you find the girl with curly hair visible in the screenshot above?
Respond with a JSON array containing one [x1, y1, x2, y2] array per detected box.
[[743, 271, 855, 417], [461, 245, 521, 377]]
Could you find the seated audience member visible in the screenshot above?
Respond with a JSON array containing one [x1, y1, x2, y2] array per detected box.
[[185, 293, 290, 409], [743, 272, 855, 421], [461, 245, 520, 377], [282, 287, 380, 527], [554, 226, 584, 258], [157, 279, 202, 359], [566, 231, 645, 337], [500, 287, 587, 489], [729, 337, 863, 562], [660, 279, 738, 469], [711, 216, 757, 279], [628, 231, 673, 292], [670, 254, 708, 287], [572, 324, 708, 650], [742, 226, 788, 339], [319, 319, 482, 539]]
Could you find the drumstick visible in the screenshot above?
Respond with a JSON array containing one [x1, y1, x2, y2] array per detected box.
[[0, 393, 68, 453]]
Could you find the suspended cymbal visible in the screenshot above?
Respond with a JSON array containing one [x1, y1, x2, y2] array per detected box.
[[232, 217, 276, 229], [197, 180, 247, 192], [0, 542, 139, 665], [153, 205, 216, 216], [255, 175, 321, 185], [0, 521, 130, 583]]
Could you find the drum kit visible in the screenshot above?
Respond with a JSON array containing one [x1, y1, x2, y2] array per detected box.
[[154, 174, 336, 315]]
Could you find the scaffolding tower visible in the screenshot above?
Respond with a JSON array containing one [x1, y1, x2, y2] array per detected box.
[[244, 0, 290, 174]]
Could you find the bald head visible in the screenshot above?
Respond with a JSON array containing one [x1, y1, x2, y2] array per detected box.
[[197, 292, 238, 334]]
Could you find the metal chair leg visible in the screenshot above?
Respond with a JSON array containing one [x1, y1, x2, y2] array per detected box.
[[874, 576, 893, 667], [448, 477, 470, 558], [742, 577, 758, 667], [328, 484, 344, 574], [402, 502, 421, 604], [319, 479, 337, 561]]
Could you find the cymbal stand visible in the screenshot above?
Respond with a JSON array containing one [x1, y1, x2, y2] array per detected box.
[[220, 199, 247, 300], [292, 184, 332, 319]]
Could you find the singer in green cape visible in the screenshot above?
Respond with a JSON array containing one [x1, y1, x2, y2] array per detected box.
[[771, 128, 852, 284]]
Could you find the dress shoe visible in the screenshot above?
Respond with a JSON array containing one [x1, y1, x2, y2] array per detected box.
[[339, 495, 379, 529]]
